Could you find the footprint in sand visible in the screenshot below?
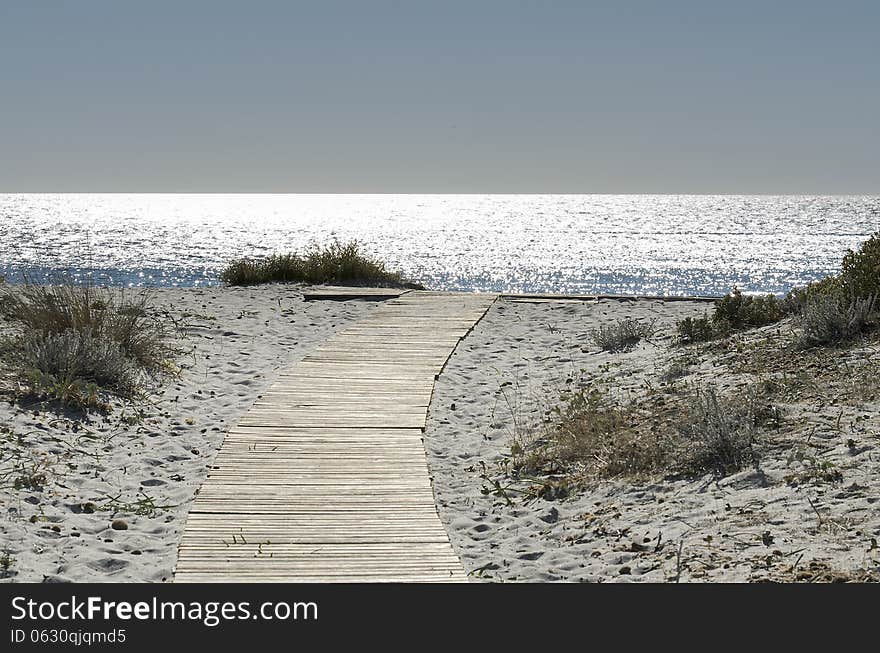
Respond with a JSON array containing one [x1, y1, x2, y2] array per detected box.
[[87, 558, 129, 573]]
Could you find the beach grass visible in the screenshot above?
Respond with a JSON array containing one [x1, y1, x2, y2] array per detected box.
[[220, 239, 425, 288], [0, 279, 170, 410]]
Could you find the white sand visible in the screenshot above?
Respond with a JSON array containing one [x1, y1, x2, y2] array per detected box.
[[0, 285, 377, 582], [425, 298, 880, 582]]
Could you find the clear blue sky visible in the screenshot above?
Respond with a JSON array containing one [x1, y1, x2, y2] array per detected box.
[[1, 1, 878, 193]]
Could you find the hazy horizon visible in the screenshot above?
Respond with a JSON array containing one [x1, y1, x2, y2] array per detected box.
[[2, 1, 878, 194]]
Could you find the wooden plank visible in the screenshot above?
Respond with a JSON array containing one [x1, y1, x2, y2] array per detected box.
[[501, 292, 720, 302], [302, 286, 412, 301], [237, 415, 428, 429], [175, 291, 496, 582]]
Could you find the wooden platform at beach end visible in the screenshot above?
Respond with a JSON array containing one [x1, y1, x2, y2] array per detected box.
[[301, 285, 414, 301], [501, 292, 721, 304], [174, 291, 497, 582]]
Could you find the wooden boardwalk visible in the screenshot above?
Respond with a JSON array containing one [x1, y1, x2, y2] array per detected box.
[[175, 291, 496, 582], [301, 285, 413, 301]]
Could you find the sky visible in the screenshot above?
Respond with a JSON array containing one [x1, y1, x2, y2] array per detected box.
[[0, 1, 878, 193]]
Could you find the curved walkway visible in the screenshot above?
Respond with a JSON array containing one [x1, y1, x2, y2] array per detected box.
[[174, 291, 496, 582]]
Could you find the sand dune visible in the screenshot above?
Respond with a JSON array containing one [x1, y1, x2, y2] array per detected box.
[[426, 298, 880, 582]]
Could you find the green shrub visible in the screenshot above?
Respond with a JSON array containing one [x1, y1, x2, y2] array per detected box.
[[840, 231, 880, 299], [785, 232, 880, 315], [676, 314, 719, 344], [783, 276, 842, 314], [220, 239, 424, 288], [676, 289, 783, 345], [713, 288, 783, 329]]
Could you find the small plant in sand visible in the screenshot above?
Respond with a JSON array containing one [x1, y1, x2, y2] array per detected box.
[[0, 433, 59, 492], [0, 549, 15, 578], [99, 490, 175, 518], [220, 239, 425, 288], [674, 385, 763, 478], [0, 278, 171, 410], [783, 445, 844, 487], [589, 317, 656, 352], [659, 352, 697, 384]]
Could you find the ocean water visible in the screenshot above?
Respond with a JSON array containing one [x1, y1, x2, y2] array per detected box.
[[0, 194, 877, 295]]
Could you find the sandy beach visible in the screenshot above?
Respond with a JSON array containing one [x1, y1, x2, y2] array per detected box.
[[2, 289, 878, 583], [426, 298, 880, 582], [0, 285, 377, 582]]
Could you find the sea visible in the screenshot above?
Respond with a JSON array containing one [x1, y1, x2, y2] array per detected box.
[[0, 194, 877, 296]]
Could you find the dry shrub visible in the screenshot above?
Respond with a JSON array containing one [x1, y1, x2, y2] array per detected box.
[[674, 385, 761, 478], [510, 382, 770, 487], [589, 317, 656, 352], [20, 330, 137, 393], [797, 293, 877, 347]]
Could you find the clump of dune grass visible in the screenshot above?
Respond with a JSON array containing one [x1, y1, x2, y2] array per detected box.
[[510, 387, 645, 480], [0, 279, 170, 410], [589, 317, 656, 352], [220, 254, 301, 286], [20, 330, 137, 390], [220, 239, 424, 288]]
